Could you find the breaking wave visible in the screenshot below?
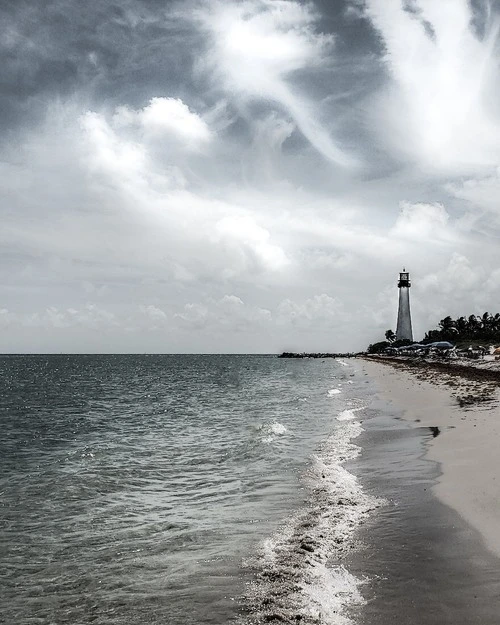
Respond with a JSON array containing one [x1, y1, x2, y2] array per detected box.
[[260, 421, 288, 443], [336, 408, 364, 422], [240, 415, 383, 624], [328, 389, 342, 396]]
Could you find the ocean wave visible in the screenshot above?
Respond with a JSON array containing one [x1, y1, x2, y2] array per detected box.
[[260, 421, 288, 444], [240, 418, 383, 624], [336, 407, 364, 422], [328, 389, 341, 396]]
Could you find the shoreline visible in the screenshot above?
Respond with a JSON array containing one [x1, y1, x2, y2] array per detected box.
[[360, 356, 500, 559], [365, 353, 500, 383]]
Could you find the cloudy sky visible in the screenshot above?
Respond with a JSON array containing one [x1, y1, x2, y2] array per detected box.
[[2, 0, 500, 353]]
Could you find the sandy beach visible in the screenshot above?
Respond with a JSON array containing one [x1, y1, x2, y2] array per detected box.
[[361, 356, 500, 559]]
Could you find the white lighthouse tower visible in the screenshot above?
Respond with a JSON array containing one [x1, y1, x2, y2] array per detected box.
[[396, 268, 413, 341]]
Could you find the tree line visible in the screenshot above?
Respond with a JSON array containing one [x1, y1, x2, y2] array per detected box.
[[368, 312, 500, 354], [423, 312, 500, 343]]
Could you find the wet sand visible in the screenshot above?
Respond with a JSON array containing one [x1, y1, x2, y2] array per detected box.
[[343, 359, 500, 623], [361, 357, 500, 559]]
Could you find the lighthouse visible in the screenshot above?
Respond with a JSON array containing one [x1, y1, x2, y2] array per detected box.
[[396, 269, 413, 341]]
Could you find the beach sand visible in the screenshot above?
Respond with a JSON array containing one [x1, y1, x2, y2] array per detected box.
[[361, 357, 500, 558], [341, 357, 500, 624]]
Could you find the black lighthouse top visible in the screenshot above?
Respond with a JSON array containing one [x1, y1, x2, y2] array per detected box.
[[398, 268, 411, 288]]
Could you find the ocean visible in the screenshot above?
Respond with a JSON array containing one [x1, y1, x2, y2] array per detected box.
[[1, 354, 499, 624]]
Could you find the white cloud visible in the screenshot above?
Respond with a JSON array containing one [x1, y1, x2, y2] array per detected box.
[[0, 303, 171, 334], [0, 102, 292, 290], [0, 305, 118, 330], [447, 167, 500, 215], [174, 303, 210, 329], [415, 253, 500, 324], [216, 295, 272, 325], [79, 111, 149, 186], [139, 304, 168, 326], [363, 0, 500, 171], [215, 215, 289, 275], [391, 201, 451, 241], [247, 113, 296, 182], [197, 0, 356, 166], [420, 252, 481, 296], [277, 294, 345, 326], [174, 295, 271, 331], [114, 97, 212, 148]]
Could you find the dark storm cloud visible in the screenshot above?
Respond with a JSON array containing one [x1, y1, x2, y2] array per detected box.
[[0, 0, 388, 130], [0, 0, 206, 129], [314, 0, 382, 55], [470, 0, 499, 39]]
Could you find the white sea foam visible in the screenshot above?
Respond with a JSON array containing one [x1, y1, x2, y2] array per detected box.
[[301, 562, 367, 625], [328, 389, 341, 396], [243, 415, 384, 624], [336, 407, 364, 422], [337, 409, 356, 421], [261, 421, 288, 443], [270, 422, 287, 435]]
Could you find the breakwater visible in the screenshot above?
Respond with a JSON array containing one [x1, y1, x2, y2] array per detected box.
[[278, 352, 362, 359]]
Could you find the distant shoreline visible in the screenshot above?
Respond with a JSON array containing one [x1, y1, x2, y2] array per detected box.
[[278, 351, 362, 359], [363, 353, 500, 385]]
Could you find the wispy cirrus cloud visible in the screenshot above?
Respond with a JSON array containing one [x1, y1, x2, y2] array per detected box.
[[195, 0, 357, 167], [362, 0, 500, 171]]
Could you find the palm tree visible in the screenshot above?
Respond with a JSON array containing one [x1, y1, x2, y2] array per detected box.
[[438, 316, 456, 340], [480, 312, 493, 339], [467, 314, 479, 339], [385, 329, 396, 343], [455, 316, 468, 338], [493, 313, 500, 336]]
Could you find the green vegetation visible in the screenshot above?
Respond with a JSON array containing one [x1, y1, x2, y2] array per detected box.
[[370, 312, 500, 353], [423, 312, 500, 344]]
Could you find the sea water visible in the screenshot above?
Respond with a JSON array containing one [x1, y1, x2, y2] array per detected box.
[[4, 354, 500, 625], [0, 354, 383, 624]]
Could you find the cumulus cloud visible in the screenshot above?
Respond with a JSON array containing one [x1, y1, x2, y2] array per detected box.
[[0, 305, 117, 330], [420, 252, 482, 296], [277, 294, 345, 327], [215, 215, 289, 275], [174, 295, 271, 331], [391, 201, 451, 241], [114, 97, 212, 148], [80, 110, 151, 188], [1, 101, 291, 287], [139, 304, 168, 325]]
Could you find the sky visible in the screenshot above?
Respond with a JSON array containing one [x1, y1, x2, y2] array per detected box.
[[2, 0, 500, 353]]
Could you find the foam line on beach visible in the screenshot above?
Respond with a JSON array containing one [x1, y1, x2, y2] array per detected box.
[[336, 407, 364, 422], [240, 416, 383, 624]]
